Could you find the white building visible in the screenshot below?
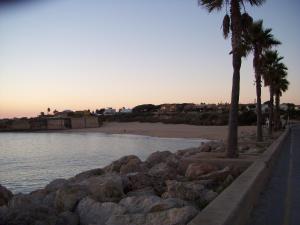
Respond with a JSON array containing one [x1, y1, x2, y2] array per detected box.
[[119, 107, 132, 114], [103, 108, 116, 115]]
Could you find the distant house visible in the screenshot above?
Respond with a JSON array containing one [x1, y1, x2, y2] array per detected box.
[[280, 103, 289, 111], [119, 107, 132, 114], [159, 104, 180, 113], [103, 108, 116, 115], [54, 110, 73, 118]]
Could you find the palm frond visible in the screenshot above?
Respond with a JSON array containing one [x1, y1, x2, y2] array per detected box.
[[199, 0, 224, 12], [222, 14, 231, 39], [241, 13, 253, 33], [245, 0, 266, 6]]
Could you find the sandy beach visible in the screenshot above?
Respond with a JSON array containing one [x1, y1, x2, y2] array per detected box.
[[66, 122, 256, 140]]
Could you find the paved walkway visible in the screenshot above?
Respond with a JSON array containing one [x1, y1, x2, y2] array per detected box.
[[248, 125, 300, 225]]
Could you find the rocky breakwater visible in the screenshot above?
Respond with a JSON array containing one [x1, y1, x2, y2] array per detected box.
[[0, 141, 244, 225]]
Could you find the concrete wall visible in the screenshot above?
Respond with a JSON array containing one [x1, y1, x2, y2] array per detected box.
[[188, 129, 290, 225], [47, 119, 66, 130], [11, 120, 30, 130], [71, 117, 85, 129], [85, 116, 99, 128]]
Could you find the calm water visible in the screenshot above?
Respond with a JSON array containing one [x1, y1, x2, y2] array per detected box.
[[0, 132, 205, 193]]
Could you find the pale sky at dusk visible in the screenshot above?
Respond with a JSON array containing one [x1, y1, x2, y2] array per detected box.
[[0, 0, 299, 118]]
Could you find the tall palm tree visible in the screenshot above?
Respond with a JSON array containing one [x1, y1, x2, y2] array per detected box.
[[198, 0, 265, 158], [261, 50, 287, 135], [274, 71, 289, 130], [243, 20, 280, 141]]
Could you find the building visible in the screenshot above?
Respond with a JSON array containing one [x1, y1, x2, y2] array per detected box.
[[119, 107, 132, 114], [103, 108, 116, 115]]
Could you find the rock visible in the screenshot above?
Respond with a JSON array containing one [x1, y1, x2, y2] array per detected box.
[[76, 197, 126, 225], [148, 198, 188, 213], [199, 144, 211, 152], [162, 180, 206, 201], [45, 179, 69, 192], [185, 163, 218, 180], [54, 184, 88, 212], [104, 155, 142, 173], [0, 184, 13, 206], [8, 194, 33, 208], [106, 206, 198, 225], [2, 202, 57, 225], [119, 195, 161, 213], [201, 190, 218, 202], [145, 151, 173, 168], [176, 148, 200, 157], [70, 168, 104, 183], [123, 172, 153, 192], [55, 211, 79, 225], [126, 187, 155, 197], [79, 174, 124, 202], [165, 154, 181, 168], [43, 191, 57, 208], [120, 158, 142, 174], [30, 189, 50, 205], [216, 174, 235, 193], [148, 162, 177, 180], [198, 166, 231, 181]]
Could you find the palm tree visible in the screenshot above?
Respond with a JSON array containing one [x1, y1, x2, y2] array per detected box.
[[274, 71, 289, 130], [243, 20, 280, 141], [261, 50, 287, 135], [198, 0, 265, 158]]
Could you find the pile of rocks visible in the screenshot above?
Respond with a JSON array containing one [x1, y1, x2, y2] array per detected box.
[[0, 141, 241, 225]]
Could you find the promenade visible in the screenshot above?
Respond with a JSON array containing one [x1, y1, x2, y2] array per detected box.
[[248, 125, 300, 225]]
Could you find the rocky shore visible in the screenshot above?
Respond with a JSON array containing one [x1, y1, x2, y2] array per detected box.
[[0, 130, 278, 225], [0, 141, 256, 225]]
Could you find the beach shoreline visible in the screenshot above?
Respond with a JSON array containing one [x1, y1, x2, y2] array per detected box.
[[61, 122, 257, 141]]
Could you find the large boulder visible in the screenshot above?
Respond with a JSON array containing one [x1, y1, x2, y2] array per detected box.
[[120, 195, 187, 214], [162, 180, 207, 201], [69, 168, 104, 183], [79, 173, 124, 202], [76, 197, 126, 225], [123, 172, 153, 192], [0, 203, 57, 225], [145, 151, 173, 168], [45, 179, 69, 192], [198, 166, 231, 181], [119, 195, 161, 213], [120, 159, 143, 175], [54, 185, 88, 212], [148, 162, 177, 180], [126, 187, 156, 197], [55, 211, 79, 225], [185, 163, 218, 180], [106, 206, 198, 225], [104, 155, 142, 173], [0, 184, 13, 206]]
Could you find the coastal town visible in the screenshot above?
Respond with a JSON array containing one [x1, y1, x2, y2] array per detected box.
[[1, 102, 299, 132]]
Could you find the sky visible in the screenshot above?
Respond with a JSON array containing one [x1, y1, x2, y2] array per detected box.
[[0, 0, 299, 118]]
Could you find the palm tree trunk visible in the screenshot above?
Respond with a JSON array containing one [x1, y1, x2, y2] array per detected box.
[[268, 85, 274, 136], [275, 93, 280, 130], [227, 0, 241, 158], [254, 48, 263, 142]]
